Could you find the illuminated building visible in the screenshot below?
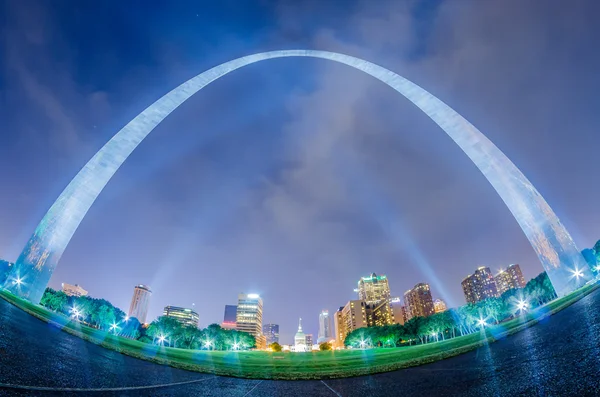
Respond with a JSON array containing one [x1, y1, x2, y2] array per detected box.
[[433, 299, 447, 313], [294, 318, 307, 352], [317, 310, 332, 343], [128, 284, 152, 324], [235, 293, 263, 339], [255, 334, 267, 350], [334, 308, 344, 348], [462, 267, 499, 304], [371, 299, 393, 327], [390, 298, 407, 325], [163, 306, 199, 327], [334, 300, 369, 347], [0, 260, 13, 285], [8, 50, 590, 306], [263, 323, 279, 345], [61, 282, 88, 297], [356, 273, 391, 303], [495, 264, 526, 294], [404, 283, 434, 319], [507, 264, 526, 288]]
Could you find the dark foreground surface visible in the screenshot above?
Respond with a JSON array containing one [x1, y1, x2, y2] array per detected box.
[[1, 289, 600, 396]]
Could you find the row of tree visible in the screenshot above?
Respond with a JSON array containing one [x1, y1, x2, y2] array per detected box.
[[344, 271, 557, 348], [40, 288, 255, 350]]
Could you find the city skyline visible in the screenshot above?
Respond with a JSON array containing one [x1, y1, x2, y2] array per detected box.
[[2, 0, 600, 344]]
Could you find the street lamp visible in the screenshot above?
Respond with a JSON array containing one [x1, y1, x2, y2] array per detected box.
[[571, 267, 584, 287], [477, 317, 487, 328], [158, 334, 167, 346], [232, 342, 240, 350], [204, 340, 213, 350], [15, 277, 23, 286], [109, 322, 119, 333], [516, 299, 528, 314]]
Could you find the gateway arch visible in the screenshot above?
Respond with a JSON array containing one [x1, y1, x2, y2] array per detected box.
[[3, 50, 591, 303]]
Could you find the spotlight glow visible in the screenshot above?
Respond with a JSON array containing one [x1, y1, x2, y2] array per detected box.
[[477, 318, 487, 328], [158, 334, 167, 344], [516, 299, 528, 313], [109, 322, 119, 333], [571, 267, 584, 279], [232, 342, 240, 350], [15, 277, 23, 286]]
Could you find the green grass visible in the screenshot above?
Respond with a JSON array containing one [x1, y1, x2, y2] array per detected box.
[[1, 282, 598, 380]]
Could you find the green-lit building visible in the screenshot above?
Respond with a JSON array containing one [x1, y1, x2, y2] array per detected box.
[[163, 306, 199, 328]]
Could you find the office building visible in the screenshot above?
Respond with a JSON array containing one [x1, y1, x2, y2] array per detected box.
[[222, 304, 237, 329], [317, 310, 332, 343], [263, 323, 280, 345], [61, 283, 88, 297], [334, 308, 344, 348], [462, 266, 499, 304], [433, 299, 447, 313], [371, 299, 393, 327], [495, 264, 526, 295], [305, 334, 313, 350], [128, 284, 152, 324], [236, 293, 263, 338], [390, 297, 407, 325], [356, 273, 391, 303], [163, 306, 199, 327], [335, 300, 369, 347], [507, 264, 526, 288], [404, 283, 434, 320]]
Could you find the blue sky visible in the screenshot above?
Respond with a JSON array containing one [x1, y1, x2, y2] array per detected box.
[[1, 0, 599, 343]]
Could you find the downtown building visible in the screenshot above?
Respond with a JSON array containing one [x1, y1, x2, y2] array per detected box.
[[495, 264, 527, 295], [317, 310, 332, 343], [128, 284, 152, 324], [462, 266, 499, 304], [236, 293, 266, 349], [61, 282, 88, 297], [370, 297, 407, 326], [221, 304, 237, 330], [334, 300, 369, 348], [356, 273, 391, 303], [163, 306, 199, 327], [262, 323, 280, 345], [433, 299, 447, 313], [404, 283, 435, 320]]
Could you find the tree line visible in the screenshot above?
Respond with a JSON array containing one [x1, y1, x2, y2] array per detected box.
[[344, 271, 557, 348], [40, 288, 255, 350]]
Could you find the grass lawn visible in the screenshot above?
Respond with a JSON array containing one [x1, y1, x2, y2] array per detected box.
[[1, 282, 598, 380]]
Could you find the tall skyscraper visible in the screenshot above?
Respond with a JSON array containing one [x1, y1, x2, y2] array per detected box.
[[507, 264, 526, 288], [495, 264, 526, 294], [335, 300, 369, 347], [317, 310, 332, 343], [61, 282, 88, 297], [404, 283, 435, 320], [236, 293, 263, 339], [263, 323, 280, 345], [163, 306, 199, 327], [356, 273, 391, 303], [462, 267, 499, 304], [128, 284, 152, 324], [433, 299, 447, 313]]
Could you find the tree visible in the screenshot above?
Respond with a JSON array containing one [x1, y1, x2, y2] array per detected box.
[[319, 342, 332, 351], [270, 342, 282, 352], [40, 288, 68, 312]]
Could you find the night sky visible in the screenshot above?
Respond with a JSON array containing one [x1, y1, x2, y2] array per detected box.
[[1, 0, 599, 344]]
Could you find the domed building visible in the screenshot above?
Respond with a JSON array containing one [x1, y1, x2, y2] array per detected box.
[[293, 318, 307, 352]]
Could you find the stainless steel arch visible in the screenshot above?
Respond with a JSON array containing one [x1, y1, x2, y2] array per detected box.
[[4, 50, 590, 303]]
